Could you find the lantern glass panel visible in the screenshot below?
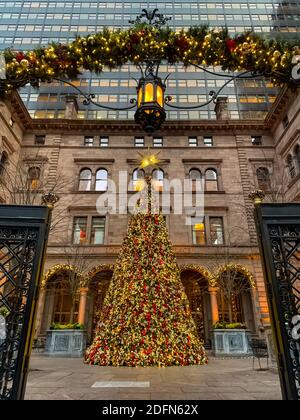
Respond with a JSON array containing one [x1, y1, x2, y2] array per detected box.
[[157, 85, 163, 107], [145, 82, 154, 103]]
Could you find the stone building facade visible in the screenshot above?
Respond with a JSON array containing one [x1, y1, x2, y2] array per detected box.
[[0, 88, 299, 348]]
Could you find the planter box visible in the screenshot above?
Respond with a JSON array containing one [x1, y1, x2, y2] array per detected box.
[[212, 329, 252, 356], [45, 329, 87, 357]]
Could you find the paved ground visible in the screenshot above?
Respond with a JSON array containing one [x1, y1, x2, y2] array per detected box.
[[25, 354, 281, 400]]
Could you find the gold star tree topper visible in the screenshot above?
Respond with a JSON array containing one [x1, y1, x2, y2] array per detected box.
[[138, 148, 161, 169]]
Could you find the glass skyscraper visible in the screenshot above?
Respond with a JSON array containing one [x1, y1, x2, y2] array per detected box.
[[0, 1, 299, 120]]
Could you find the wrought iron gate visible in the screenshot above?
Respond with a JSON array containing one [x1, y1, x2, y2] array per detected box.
[[0, 205, 50, 400], [254, 203, 300, 400]]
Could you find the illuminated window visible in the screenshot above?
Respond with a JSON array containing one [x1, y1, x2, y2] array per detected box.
[[84, 136, 94, 146], [100, 136, 109, 147], [95, 168, 108, 191], [27, 166, 40, 190], [152, 168, 164, 192], [79, 168, 92, 191], [189, 137, 198, 147], [251, 136, 262, 146], [192, 217, 206, 245], [203, 136, 213, 147], [134, 137, 144, 147], [210, 217, 224, 245], [91, 217, 105, 244], [153, 137, 163, 147], [205, 169, 218, 191], [73, 216, 87, 244], [132, 168, 145, 191]]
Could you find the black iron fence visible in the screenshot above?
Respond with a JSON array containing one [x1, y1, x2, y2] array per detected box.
[[254, 204, 300, 400], [0, 205, 50, 400]]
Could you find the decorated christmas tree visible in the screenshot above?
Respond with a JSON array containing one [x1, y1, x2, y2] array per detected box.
[[85, 161, 207, 367]]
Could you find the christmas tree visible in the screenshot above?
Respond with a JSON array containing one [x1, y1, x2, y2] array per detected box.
[[85, 168, 207, 366]]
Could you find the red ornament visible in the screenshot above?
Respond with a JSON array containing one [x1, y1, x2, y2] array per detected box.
[[226, 39, 237, 52], [130, 33, 140, 44], [175, 37, 189, 51], [79, 230, 86, 239], [16, 52, 26, 62]]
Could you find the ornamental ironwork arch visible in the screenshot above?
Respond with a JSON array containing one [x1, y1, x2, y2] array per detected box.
[[179, 264, 215, 287], [41, 264, 87, 289], [214, 263, 256, 289]]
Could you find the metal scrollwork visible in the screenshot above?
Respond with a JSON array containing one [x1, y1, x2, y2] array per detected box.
[[268, 223, 300, 399]]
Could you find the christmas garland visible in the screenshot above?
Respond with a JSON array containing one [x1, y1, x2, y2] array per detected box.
[[2, 24, 299, 93]]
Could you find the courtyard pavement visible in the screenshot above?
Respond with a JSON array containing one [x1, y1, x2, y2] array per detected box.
[[25, 354, 282, 400]]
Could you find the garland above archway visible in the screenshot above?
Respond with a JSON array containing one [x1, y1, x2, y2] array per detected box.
[[2, 24, 299, 94]]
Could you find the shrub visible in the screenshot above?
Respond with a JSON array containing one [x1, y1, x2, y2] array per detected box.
[[50, 322, 84, 330], [0, 307, 10, 318], [212, 321, 246, 329]]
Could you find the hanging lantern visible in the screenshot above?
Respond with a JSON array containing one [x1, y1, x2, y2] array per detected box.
[[134, 67, 166, 133]]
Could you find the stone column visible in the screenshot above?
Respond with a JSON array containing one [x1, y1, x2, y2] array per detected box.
[[78, 287, 89, 326], [208, 286, 219, 324], [214, 96, 230, 120], [35, 288, 46, 337]]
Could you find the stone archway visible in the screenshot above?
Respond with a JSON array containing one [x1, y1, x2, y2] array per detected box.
[[180, 265, 213, 348], [37, 264, 86, 336], [214, 264, 256, 333], [85, 264, 114, 344]]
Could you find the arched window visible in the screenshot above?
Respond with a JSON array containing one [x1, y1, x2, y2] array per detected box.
[[256, 167, 271, 191], [189, 168, 201, 180], [95, 168, 108, 191], [205, 169, 218, 191], [132, 168, 145, 191], [79, 168, 92, 191], [287, 155, 295, 179], [0, 151, 8, 177], [152, 168, 164, 191], [189, 168, 202, 191], [294, 145, 300, 172], [28, 166, 41, 190]]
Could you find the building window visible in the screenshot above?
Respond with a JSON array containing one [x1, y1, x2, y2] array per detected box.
[[134, 137, 144, 147], [203, 136, 213, 147], [73, 216, 87, 244], [257, 167, 271, 191], [91, 217, 105, 244], [95, 168, 108, 191], [189, 137, 198, 147], [205, 169, 218, 191], [35, 135, 45, 145], [192, 217, 206, 245], [153, 137, 163, 147], [283, 115, 289, 129], [251, 136, 262, 146], [27, 166, 40, 190], [79, 168, 92, 191], [210, 217, 224, 245], [294, 145, 300, 172], [0, 151, 8, 177], [152, 168, 164, 191], [100, 136, 109, 147], [132, 168, 145, 191], [84, 136, 94, 146], [287, 155, 296, 179]]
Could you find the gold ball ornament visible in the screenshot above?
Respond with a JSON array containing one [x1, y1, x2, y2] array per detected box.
[[20, 59, 29, 67], [204, 34, 211, 41], [273, 50, 281, 58]]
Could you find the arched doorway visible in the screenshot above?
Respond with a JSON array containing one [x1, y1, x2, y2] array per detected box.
[[41, 265, 84, 333], [180, 268, 212, 347], [216, 265, 256, 333], [86, 265, 113, 344]]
